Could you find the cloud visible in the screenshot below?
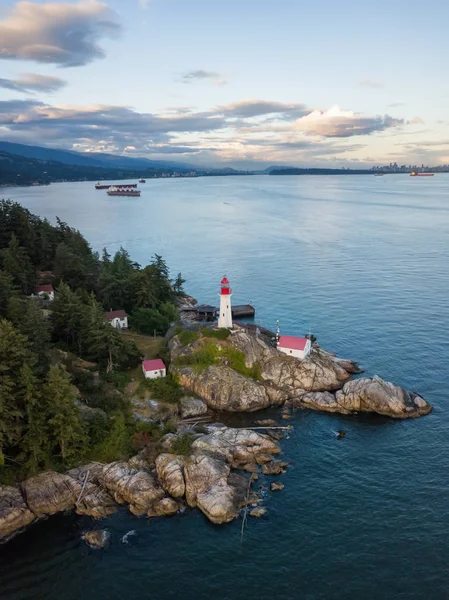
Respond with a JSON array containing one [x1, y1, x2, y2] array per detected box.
[[0, 97, 407, 166], [139, 0, 151, 7], [0, 1, 120, 67], [359, 79, 384, 89], [409, 116, 424, 125], [0, 73, 66, 94], [216, 99, 308, 119], [295, 106, 403, 138], [179, 70, 227, 86], [388, 102, 405, 108]]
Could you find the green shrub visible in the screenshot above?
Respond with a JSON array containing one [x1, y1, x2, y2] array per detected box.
[[178, 329, 199, 346], [90, 412, 131, 462], [223, 347, 262, 381], [201, 328, 231, 340], [174, 341, 219, 370], [144, 375, 183, 404], [171, 433, 195, 456], [103, 370, 130, 392]]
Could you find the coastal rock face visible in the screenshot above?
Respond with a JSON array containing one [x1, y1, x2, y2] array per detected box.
[[229, 330, 354, 392], [191, 428, 280, 466], [21, 471, 82, 516], [155, 454, 186, 498], [184, 455, 245, 523], [66, 465, 117, 518], [0, 487, 35, 541], [335, 376, 432, 418], [295, 391, 344, 413], [176, 365, 273, 412], [180, 397, 208, 419], [101, 462, 165, 514]]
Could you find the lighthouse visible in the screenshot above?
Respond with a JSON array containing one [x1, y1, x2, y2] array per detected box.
[[218, 276, 233, 329]]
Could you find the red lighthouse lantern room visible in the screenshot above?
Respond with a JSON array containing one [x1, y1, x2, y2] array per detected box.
[[220, 276, 231, 295]]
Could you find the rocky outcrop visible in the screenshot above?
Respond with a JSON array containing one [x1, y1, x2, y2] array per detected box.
[[180, 397, 208, 419], [334, 376, 432, 418], [191, 428, 280, 466], [75, 401, 108, 424], [21, 471, 82, 516], [155, 454, 186, 498], [184, 455, 246, 524], [0, 487, 35, 541], [82, 529, 110, 549], [101, 462, 165, 515], [176, 365, 274, 412], [294, 391, 344, 413], [228, 330, 353, 392]]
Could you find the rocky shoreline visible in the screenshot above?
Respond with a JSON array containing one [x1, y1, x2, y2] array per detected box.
[[0, 323, 432, 545]]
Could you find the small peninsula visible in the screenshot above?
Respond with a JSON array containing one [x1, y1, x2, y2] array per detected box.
[[0, 200, 432, 545]]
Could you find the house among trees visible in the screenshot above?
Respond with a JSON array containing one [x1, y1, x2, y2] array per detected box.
[[142, 358, 166, 379], [32, 284, 55, 301], [277, 335, 312, 360], [104, 309, 128, 330]]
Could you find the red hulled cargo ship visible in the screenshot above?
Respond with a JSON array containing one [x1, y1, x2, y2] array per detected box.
[[107, 186, 141, 197]]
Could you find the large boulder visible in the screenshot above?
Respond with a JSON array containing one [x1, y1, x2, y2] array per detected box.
[[191, 428, 280, 466], [82, 529, 110, 549], [334, 376, 432, 418], [66, 464, 116, 518], [0, 486, 35, 541], [155, 454, 186, 498], [175, 365, 274, 412], [294, 391, 345, 413], [101, 462, 165, 514], [184, 455, 245, 524], [180, 397, 208, 419], [21, 471, 82, 516]]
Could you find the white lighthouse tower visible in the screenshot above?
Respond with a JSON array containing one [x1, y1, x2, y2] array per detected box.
[[218, 275, 233, 329]]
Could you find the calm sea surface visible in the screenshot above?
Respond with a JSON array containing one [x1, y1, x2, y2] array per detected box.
[[1, 175, 449, 599]]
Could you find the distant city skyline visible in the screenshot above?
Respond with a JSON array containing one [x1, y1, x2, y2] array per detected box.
[[1, 0, 449, 168]]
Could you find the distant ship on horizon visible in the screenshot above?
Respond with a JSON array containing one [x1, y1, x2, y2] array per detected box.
[[410, 172, 435, 177]]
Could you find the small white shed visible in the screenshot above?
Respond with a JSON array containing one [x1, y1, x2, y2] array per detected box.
[[104, 309, 128, 330], [142, 359, 167, 379], [277, 335, 311, 360], [33, 284, 55, 301]]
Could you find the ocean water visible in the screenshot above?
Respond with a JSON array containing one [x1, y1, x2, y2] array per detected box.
[[1, 175, 449, 599]]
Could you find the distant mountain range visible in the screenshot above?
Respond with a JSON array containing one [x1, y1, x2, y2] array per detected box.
[[0, 141, 195, 172]]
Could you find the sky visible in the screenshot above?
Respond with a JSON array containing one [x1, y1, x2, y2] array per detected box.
[[1, 0, 449, 168]]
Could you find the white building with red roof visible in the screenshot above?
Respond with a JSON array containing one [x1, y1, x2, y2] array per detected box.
[[33, 284, 55, 301], [142, 359, 166, 379], [104, 309, 128, 330], [277, 335, 312, 360]]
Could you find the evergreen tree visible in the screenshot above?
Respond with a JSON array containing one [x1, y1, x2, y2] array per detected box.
[[173, 272, 186, 296], [0, 319, 34, 465], [50, 282, 85, 349], [1, 233, 35, 294], [19, 364, 50, 473], [44, 365, 87, 466], [0, 270, 17, 317], [8, 298, 52, 374]]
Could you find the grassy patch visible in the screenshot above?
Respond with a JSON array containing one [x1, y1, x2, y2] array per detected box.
[[178, 329, 199, 346], [140, 375, 184, 404], [120, 331, 164, 358], [222, 347, 262, 381], [171, 433, 195, 456], [201, 328, 231, 340], [174, 340, 219, 371]]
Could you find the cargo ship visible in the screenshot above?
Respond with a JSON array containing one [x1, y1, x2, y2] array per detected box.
[[95, 182, 138, 189], [410, 172, 434, 177], [139, 178, 146, 183], [107, 186, 141, 197]]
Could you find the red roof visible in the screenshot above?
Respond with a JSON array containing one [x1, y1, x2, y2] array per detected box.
[[278, 335, 308, 351], [142, 359, 166, 372], [104, 309, 127, 320], [35, 284, 54, 293], [221, 276, 229, 284]]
